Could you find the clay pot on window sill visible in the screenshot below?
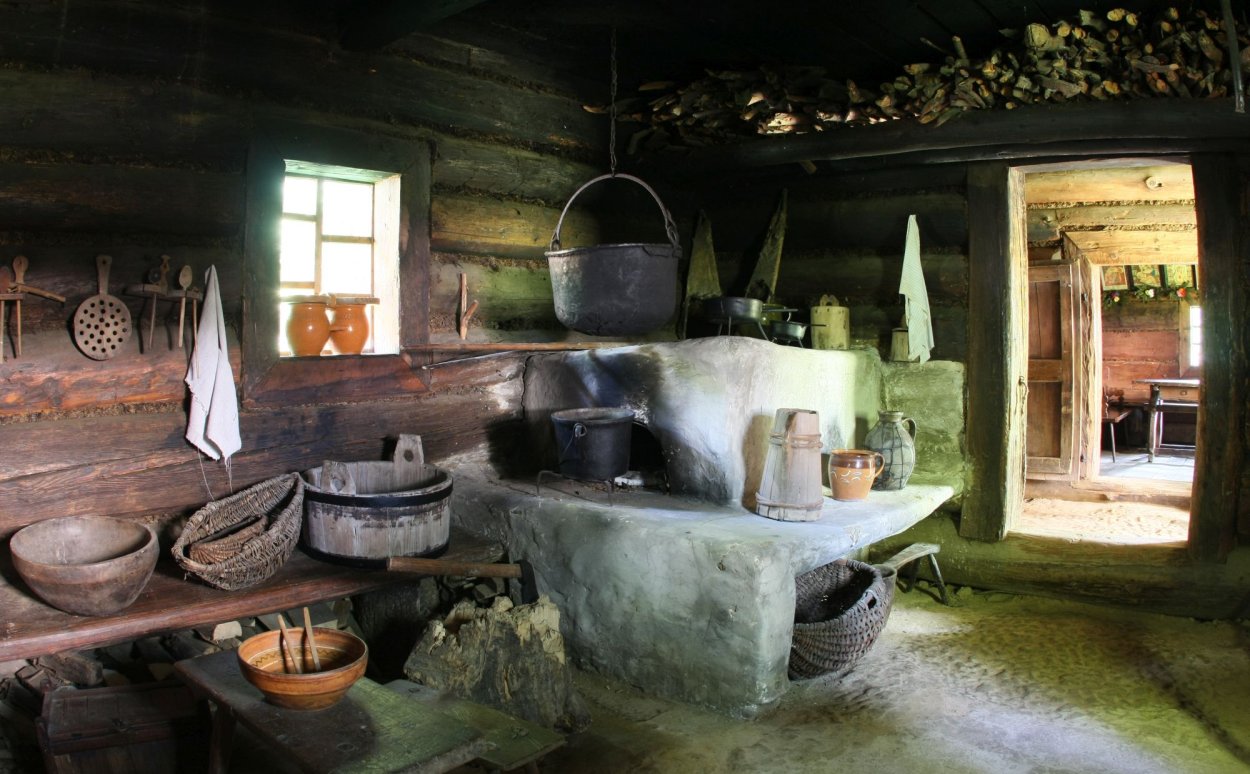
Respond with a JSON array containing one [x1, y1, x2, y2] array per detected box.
[[328, 295, 379, 356], [286, 296, 331, 357]]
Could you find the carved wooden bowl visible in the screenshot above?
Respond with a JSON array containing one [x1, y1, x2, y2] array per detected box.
[[10, 516, 158, 616], [237, 628, 368, 710]]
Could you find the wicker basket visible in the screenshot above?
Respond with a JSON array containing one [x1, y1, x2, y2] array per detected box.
[[788, 559, 895, 679], [172, 474, 304, 591]]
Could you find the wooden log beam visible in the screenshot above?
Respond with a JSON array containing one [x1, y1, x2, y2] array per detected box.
[[1025, 165, 1195, 204], [1027, 203, 1197, 243], [1062, 230, 1198, 265], [660, 101, 1250, 172], [340, 0, 494, 51]]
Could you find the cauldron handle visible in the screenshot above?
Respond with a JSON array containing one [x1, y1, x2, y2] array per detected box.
[[549, 172, 680, 252]]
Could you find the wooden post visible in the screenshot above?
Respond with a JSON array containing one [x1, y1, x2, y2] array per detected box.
[[962, 162, 1028, 542], [1190, 154, 1248, 559]]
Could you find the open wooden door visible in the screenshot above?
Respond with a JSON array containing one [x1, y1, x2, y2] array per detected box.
[[1026, 263, 1079, 479]]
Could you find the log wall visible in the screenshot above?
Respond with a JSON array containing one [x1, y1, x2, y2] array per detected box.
[[0, 0, 606, 536]]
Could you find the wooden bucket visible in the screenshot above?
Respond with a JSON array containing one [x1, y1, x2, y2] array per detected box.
[[755, 408, 824, 522], [302, 435, 452, 566]]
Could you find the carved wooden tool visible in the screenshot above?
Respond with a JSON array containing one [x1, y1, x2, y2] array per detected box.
[[177, 265, 192, 348], [0, 266, 13, 363], [146, 255, 170, 351], [11, 256, 25, 356], [8, 255, 65, 303], [73, 255, 132, 360]]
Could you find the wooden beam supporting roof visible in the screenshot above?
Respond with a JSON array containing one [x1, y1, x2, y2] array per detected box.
[[340, 0, 494, 51], [656, 100, 1250, 172]]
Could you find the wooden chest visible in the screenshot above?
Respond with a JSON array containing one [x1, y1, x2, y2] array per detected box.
[[37, 682, 209, 774]]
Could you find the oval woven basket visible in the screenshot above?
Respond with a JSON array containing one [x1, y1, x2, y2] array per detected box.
[[789, 559, 895, 680], [172, 474, 304, 591]]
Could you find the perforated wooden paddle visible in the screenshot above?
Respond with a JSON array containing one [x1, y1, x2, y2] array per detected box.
[[73, 254, 132, 359]]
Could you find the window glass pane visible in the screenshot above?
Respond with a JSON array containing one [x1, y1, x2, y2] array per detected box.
[[321, 180, 373, 237], [283, 176, 318, 216], [1190, 305, 1203, 366], [321, 242, 374, 295], [280, 219, 316, 284]]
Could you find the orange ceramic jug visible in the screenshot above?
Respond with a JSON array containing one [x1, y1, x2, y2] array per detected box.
[[827, 449, 886, 501], [328, 300, 371, 355]]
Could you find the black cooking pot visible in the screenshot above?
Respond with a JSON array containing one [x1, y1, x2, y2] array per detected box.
[[550, 408, 635, 481]]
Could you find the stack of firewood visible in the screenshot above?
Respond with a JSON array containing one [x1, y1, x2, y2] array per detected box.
[[602, 6, 1250, 149]]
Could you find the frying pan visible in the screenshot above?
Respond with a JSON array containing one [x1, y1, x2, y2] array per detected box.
[[73, 255, 132, 360]]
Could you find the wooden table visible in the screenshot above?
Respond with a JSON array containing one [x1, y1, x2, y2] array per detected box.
[[175, 649, 489, 774], [1134, 378, 1200, 462]]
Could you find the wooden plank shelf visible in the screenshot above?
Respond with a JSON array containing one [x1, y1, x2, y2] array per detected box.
[[0, 530, 502, 663]]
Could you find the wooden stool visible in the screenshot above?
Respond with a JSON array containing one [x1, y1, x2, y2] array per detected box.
[[878, 542, 950, 605], [175, 649, 492, 774], [1101, 409, 1130, 462]]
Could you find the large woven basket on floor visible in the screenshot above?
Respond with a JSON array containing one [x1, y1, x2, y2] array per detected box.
[[789, 559, 895, 679], [172, 474, 304, 591]]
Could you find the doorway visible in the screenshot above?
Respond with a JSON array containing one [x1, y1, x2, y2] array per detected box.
[[1016, 159, 1198, 544]]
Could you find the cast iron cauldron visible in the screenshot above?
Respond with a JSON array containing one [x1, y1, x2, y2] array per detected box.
[[546, 174, 680, 337], [550, 407, 635, 481]]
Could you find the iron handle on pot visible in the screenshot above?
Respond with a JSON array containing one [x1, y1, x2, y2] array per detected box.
[[549, 172, 680, 252]]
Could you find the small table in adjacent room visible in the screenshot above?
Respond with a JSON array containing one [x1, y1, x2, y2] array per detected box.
[[1134, 378, 1200, 462]]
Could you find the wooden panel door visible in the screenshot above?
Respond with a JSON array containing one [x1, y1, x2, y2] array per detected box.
[[1026, 263, 1077, 478]]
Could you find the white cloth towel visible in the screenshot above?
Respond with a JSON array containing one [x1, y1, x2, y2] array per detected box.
[[185, 266, 241, 462], [899, 214, 934, 363]]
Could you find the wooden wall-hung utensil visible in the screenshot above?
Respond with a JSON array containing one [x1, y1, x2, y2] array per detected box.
[[177, 265, 192, 349], [73, 255, 132, 360], [0, 266, 13, 363], [11, 256, 26, 357], [146, 255, 170, 351]]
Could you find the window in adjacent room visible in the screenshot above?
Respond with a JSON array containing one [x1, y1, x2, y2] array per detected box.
[[277, 162, 401, 356], [1184, 302, 1202, 369]]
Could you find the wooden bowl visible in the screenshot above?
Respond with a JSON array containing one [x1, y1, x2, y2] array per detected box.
[[237, 628, 368, 710], [10, 516, 158, 616]]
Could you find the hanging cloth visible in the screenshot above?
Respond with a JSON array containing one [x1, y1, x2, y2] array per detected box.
[[898, 214, 934, 363], [679, 209, 723, 338], [745, 189, 787, 302], [185, 266, 241, 462]]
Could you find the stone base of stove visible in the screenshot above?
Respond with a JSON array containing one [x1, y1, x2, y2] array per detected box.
[[446, 337, 965, 714], [450, 469, 955, 715]]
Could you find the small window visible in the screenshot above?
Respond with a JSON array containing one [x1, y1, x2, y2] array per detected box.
[[1185, 303, 1203, 369], [277, 162, 401, 356]]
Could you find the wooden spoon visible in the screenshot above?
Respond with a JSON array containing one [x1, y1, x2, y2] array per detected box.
[[277, 616, 303, 674], [177, 265, 192, 349], [302, 607, 322, 672]]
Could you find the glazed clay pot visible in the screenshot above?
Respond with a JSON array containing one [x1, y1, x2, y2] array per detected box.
[[828, 449, 885, 502], [328, 302, 370, 355], [286, 298, 330, 357]]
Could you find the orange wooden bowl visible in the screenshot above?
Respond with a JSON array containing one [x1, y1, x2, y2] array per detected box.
[[237, 628, 368, 710]]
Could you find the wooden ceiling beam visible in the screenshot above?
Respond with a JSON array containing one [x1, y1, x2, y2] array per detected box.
[[1028, 203, 1197, 243], [1063, 229, 1198, 265], [340, 0, 493, 51], [1024, 165, 1194, 205]]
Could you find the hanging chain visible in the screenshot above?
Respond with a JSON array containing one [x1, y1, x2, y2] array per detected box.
[[608, 26, 618, 175]]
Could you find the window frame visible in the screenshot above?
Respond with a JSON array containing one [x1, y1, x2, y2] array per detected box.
[[242, 122, 431, 405]]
